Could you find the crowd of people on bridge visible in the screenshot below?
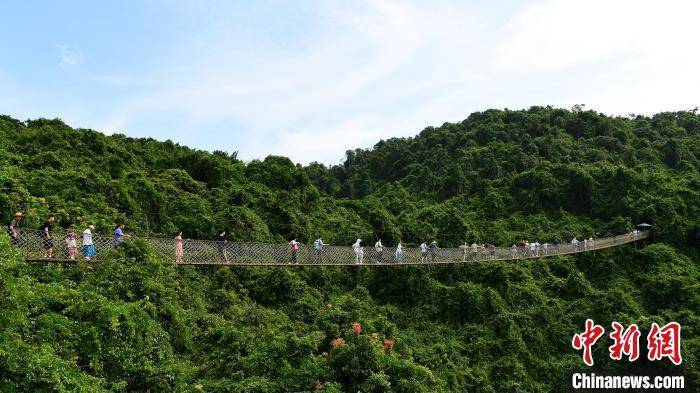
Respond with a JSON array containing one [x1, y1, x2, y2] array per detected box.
[[6, 212, 645, 264], [285, 235, 612, 265], [5, 212, 131, 260]]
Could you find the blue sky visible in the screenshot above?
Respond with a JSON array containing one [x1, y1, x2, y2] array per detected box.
[[1, 1, 698, 164]]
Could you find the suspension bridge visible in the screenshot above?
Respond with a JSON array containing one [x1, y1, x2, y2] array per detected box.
[[8, 228, 649, 266]]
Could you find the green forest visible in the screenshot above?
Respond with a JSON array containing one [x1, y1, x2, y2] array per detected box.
[[0, 107, 698, 391]]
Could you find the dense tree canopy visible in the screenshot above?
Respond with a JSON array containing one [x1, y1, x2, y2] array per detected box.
[[0, 107, 698, 391]]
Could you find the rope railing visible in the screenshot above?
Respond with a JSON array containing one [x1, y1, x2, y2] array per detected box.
[[8, 228, 649, 266]]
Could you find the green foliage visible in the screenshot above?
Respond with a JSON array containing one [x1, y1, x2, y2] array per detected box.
[[0, 108, 698, 391]]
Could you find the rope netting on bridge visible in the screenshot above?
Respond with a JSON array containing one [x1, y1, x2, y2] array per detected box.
[[8, 228, 649, 266]]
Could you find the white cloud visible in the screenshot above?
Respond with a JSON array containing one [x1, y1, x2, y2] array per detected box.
[[97, 1, 487, 164], [17, 1, 697, 165], [252, 117, 387, 164], [495, 0, 700, 73], [492, 0, 700, 115], [56, 45, 85, 68], [90, 74, 131, 86]]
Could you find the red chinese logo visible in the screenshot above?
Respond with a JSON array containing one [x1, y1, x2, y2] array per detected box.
[[647, 322, 682, 365], [573, 320, 682, 366], [572, 319, 605, 366], [609, 322, 640, 362]]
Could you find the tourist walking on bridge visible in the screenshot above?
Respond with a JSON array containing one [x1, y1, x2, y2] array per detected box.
[[374, 239, 383, 263], [39, 215, 56, 258], [7, 212, 23, 246], [460, 242, 469, 262], [529, 241, 538, 257], [175, 231, 184, 264], [571, 237, 579, 252], [82, 223, 95, 260], [314, 236, 325, 263], [470, 242, 478, 261], [353, 239, 363, 264], [429, 240, 438, 262], [419, 242, 428, 263], [511, 244, 518, 259], [523, 241, 530, 257], [113, 223, 130, 248], [289, 239, 299, 265], [395, 241, 404, 262], [65, 224, 78, 260]]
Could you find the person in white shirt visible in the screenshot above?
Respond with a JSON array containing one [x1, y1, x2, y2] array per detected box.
[[529, 241, 537, 257], [511, 244, 518, 259], [353, 239, 363, 264], [395, 241, 404, 262], [571, 237, 580, 252], [588, 237, 594, 249], [459, 242, 469, 262], [314, 236, 325, 263], [471, 242, 478, 261], [420, 242, 428, 263], [542, 242, 549, 256], [82, 223, 95, 260], [374, 239, 383, 263]]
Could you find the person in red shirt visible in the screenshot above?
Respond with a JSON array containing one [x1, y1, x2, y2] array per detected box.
[[289, 239, 299, 264]]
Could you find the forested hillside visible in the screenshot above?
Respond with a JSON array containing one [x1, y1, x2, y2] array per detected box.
[[1, 107, 698, 391]]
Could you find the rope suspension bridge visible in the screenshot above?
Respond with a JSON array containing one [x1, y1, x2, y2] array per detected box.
[[9, 228, 649, 266]]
